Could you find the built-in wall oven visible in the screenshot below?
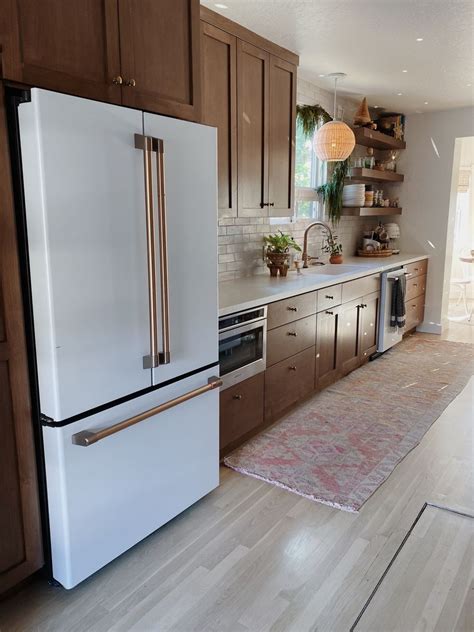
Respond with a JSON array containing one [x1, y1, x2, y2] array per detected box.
[[219, 307, 267, 389]]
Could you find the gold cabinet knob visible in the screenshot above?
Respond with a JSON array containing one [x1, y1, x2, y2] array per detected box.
[[124, 78, 136, 87], [112, 75, 123, 85]]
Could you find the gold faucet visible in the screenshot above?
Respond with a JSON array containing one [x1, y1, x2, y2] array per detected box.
[[302, 221, 334, 268]]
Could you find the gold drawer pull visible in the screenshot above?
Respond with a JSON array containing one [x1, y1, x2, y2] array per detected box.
[[124, 78, 136, 87], [287, 331, 298, 337], [287, 306, 298, 312], [112, 75, 123, 85], [233, 394, 243, 400], [289, 365, 297, 371]]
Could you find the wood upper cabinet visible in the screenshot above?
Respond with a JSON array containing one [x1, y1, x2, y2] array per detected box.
[[118, 0, 201, 120], [237, 40, 269, 217], [268, 56, 296, 216], [0, 0, 122, 103], [201, 22, 237, 217]]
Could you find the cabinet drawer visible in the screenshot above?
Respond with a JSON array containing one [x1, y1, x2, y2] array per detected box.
[[317, 284, 342, 312], [405, 274, 427, 301], [341, 274, 380, 303], [220, 373, 264, 453], [406, 259, 428, 279], [405, 294, 425, 330], [267, 291, 317, 330], [265, 346, 315, 421], [267, 314, 316, 367]]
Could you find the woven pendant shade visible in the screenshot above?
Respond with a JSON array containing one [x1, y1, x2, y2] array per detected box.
[[313, 120, 355, 162]]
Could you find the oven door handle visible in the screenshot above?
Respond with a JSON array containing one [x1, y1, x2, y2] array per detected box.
[[219, 318, 267, 342]]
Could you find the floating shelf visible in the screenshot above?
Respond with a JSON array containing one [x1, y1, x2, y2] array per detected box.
[[341, 207, 402, 217], [353, 127, 406, 150], [348, 168, 404, 183]]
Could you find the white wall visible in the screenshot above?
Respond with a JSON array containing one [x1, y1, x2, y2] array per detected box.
[[398, 107, 474, 333]]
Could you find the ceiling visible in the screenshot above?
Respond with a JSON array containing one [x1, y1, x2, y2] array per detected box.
[[201, 0, 474, 114]]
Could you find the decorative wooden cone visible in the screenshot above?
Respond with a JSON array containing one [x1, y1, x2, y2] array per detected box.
[[353, 97, 371, 126]]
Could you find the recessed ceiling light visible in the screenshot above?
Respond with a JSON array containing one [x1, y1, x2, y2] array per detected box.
[[424, 101, 429, 105], [416, 37, 423, 42], [402, 69, 408, 73], [214, 3, 228, 8], [397, 93, 403, 96]]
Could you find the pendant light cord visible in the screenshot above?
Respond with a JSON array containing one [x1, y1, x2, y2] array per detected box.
[[333, 76, 337, 121]]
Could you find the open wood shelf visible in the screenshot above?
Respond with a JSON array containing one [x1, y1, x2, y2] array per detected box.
[[353, 127, 406, 150], [341, 207, 402, 217], [348, 168, 404, 183]]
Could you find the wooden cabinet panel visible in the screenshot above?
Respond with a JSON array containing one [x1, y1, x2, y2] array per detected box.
[[118, 0, 201, 120], [342, 274, 380, 304], [267, 314, 316, 367], [265, 346, 315, 421], [316, 307, 340, 390], [0, 87, 42, 594], [267, 291, 317, 330], [201, 22, 237, 217], [405, 294, 425, 331], [359, 291, 379, 361], [268, 56, 296, 216], [317, 284, 342, 312], [220, 373, 264, 456], [337, 298, 361, 376], [405, 274, 427, 301], [237, 40, 269, 216], [406, 259, 428, 279], [1, 0, 121, 103]]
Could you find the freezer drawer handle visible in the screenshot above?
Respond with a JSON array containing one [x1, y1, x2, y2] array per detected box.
[[135, 134, 171, 368], [71, 376, 223, 447]]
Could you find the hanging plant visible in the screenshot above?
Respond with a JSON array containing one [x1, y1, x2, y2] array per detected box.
[[296, 104, 332, 139], [317, 158, 350, 224]]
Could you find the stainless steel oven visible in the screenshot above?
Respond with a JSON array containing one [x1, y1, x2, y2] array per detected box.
[[218, 306, 267, 389]]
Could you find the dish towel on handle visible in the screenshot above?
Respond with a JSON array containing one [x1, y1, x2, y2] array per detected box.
[[390, 275, 406, 328]]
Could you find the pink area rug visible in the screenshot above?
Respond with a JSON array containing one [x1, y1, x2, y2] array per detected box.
[[224, 335, 473, 512]]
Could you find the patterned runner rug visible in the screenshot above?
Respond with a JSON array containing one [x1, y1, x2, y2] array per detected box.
[[224, 335, 473, 512]]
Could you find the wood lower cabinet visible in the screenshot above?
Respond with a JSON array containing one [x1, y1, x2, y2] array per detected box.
[[267, 314, 316, 367], [337, 298, 362, 376], [359, 291, 380, 360], [267, 291, 317, 330], [405, 274, 427, 302], [315, 307, 340, 390], [219, 373, 264, 457], [405, 293, 425, 331], [118, 0, 201, 120], [265, 346, 315, 421], [200, 22, 237, 217], [1, 0, 121, 103], [0, 87, 43, 594]]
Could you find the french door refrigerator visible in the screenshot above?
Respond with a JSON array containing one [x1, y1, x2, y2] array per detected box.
[[9, 88, 220, 589]]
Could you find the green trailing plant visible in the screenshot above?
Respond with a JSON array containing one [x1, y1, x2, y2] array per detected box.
[[263, 231, 302, 254], [322, 234, 343, 256], [317, 158, 350, 224], [296, 104, 332, 139]]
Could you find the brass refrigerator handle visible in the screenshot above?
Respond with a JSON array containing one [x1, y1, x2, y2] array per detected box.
[[155, 139, 171, 364], [72, 376, 223, 447]]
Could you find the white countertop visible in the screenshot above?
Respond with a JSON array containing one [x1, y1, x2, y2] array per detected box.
[[219, 254, 429, 316]]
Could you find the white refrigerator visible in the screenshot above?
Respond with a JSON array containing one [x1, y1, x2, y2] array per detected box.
[[16, 89, 220, 588]]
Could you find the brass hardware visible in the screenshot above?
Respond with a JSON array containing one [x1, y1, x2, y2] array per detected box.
[[325, 310, 334, 315], [288, 365, 297, 371], [302, 221, 334, 268], [287, 306, 298, 312], [72, 376, 223, 446], [112, 75, 123, 85], [287, 331, 297, 337], [156, 139, 171, 365], [125, 78, 136, 87], [325, 295, 334, 300], [233, 394, 243, 400]]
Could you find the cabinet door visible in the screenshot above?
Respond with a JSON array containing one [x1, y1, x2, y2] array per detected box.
[[268, 56, 296, 216], [337, 298, 362, 376], [118, 0, 201, 121], [315, 307, 340, 390], [237, 40, 269, 216], [201, 22, 237, 217], [359, 292, 380, 361], [220, 373, 264, 456], [1, 0, 121, 103]]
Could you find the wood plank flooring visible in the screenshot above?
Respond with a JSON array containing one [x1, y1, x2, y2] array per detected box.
[[0, 347, 472, 631]]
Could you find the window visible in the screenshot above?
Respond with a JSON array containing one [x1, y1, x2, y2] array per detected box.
[[295, 122, 327, 219]]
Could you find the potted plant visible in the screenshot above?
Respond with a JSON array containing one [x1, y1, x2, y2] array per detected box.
[[263, 231, 301, 277], [322, 234, 343, 264]]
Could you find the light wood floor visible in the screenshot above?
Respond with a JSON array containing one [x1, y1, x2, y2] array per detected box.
[[0, 346, 472, 631]]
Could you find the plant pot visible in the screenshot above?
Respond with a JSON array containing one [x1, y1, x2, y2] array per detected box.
[[329, 254, 343, 264], [266, 250, 289, 277]]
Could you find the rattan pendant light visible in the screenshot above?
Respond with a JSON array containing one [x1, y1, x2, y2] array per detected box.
[[313, 73, 355, 162]]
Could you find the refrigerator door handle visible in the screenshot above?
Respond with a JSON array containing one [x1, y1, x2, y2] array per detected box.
[[71, 376, 223, 447], [136, 133, 160, 369], [155, 138, 171, 365]]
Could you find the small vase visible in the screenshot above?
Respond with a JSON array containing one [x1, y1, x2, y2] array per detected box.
[[266, 250, 289, 277], [329, 254, 343, 264]]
